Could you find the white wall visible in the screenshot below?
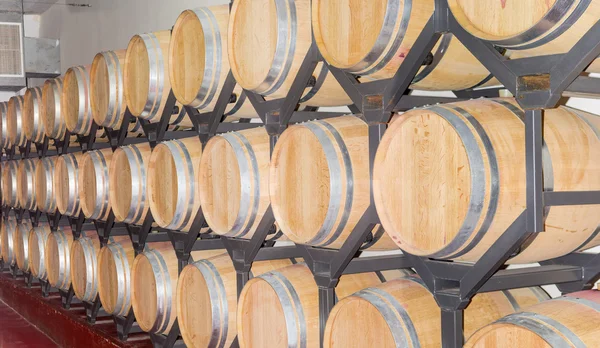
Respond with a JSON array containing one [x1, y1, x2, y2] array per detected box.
[[39, 0, 227, 72]]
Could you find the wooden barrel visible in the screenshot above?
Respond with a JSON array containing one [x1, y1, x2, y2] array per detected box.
[[466, 290, 600, 347], [0, 102, 8, 149], [110, 143, 152, 225], [79, 148, 113, 220], [14, 219, 33, 272], [228, 0, 350, 106], [70, 232, 101, 302], [90, 50, 128, 129], [169, 6, 255, 118], [177, 254, 296, 348], [2, 161, 19, 208], [63, 65, 95, 135], [270, 116, 397, 249], [17, 158, 38, 210], [54, 152, 83, 217], [324, 276, 549, 348], [28, 223, 51, 280], [97, 236, 135, 316], [148, 137, 202, 231], [35, 156, 58, 213], [45, 227, 74, 291], [448, 0, 600, 72], [7, 95, 26, 147], [0, 218, 18, 266], [312, 0, 499, 91], [23, 87, 46, 143], [124, 31, 190, 127], [130, 243, 222, 334], [237, 263, 407, 348], [199, 127, 272, 238], [42, 77, 67, 140], [373, 98, 600, 263]]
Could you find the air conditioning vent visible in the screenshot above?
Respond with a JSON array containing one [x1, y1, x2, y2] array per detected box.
[[0, 22, 23, 77]]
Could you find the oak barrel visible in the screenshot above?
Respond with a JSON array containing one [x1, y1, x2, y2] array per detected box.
[[169, 6, 255, 117], [35, 156, 58, 213], [177, 254, 296, 348], [325, 277, 549, 348], [374, 99, 600, 263], [131, 243, 222, 334], [238, 263, 410, 348], [2, 160, 19, 207], [124, 31, 189, 127], [7, 95, 26, 147], [312, 0, 499, 90], [97, 236, 135, 316], [448, 0, 600, 72], [45, 227, 74, 291], [70, 232, 101, 302], [0, 218, 17, 266], [228, 0, 350, 105], [270, 116, 397, 249], [199, 127, 273, 239], [110, 143, 152, 225], [148, 137, 202, 232], [28, 223, 51, 280], [42, 77, 67, 140], [90, 50, 128, 129], [79, 148, 113, 220], [466, 290, 600, 347], [55, 152, 83, 217], [14, 219, 33, 272], [23, 86, 46, 143], [17, 158, 38, 210], [0, 102, 8, 148], [63, 65, 95, 135]]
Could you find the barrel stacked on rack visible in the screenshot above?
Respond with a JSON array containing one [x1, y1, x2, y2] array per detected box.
[[1, 1, 600, 348]]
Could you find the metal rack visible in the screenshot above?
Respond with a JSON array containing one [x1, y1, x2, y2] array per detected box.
[[0, 0, 599, 347]]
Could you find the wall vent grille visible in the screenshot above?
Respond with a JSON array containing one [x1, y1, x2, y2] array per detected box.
[[0, 22, 23, 77]]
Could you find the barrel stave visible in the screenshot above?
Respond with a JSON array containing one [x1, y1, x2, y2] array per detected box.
[[44, 227, 74, 291], [28, 223, 51, 280], [237, 263, 386, 348], [325, 277, 548, 348], [79, 148, 113, 220], [466, 290, 600, 347], [177, 253, 293, 348], [70, 232, 101, 302], [54, 152, 83, 217], [270, 116, 396, 250], [98, 236, 135, 316], [23, 87, 45, 143], [148, 137, 202, 232], [374, 98, 600, 263], [90, 50, 128, 129], [110, 143, 152, 225]]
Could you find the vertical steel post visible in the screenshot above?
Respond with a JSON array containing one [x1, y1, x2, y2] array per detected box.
[[525, 109, 544, 232]]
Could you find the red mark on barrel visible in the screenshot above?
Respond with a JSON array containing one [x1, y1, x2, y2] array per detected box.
[[500, 0, 507, 8]]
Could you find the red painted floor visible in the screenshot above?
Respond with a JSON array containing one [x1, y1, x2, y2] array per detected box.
[[0, 298, 58, 347], [0, 272, 151, 348]]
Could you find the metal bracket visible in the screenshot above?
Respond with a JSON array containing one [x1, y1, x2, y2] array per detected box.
[[83, 296, 104, 324], [113, 309, 142, 341], [126, 214, 171, 255], [149, 320, 184, 348], [58, 285, 76, 310], [166, 208, 224, 273], [139, 90, 179, 148]]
